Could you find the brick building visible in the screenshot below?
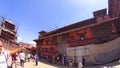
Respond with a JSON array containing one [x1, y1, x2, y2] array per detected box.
[[34, 0, 120, 65], [18, 42, 35, 54]]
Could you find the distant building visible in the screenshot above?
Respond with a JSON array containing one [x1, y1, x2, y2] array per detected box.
[[18, 42, 35, 53], [0, 18, 19, 50], [34, 0, 120, 65]]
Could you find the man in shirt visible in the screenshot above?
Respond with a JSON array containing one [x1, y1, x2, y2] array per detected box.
[[27, 53, 31, 62], [0, 40, 25, 68], [19, 50, 25, 67]]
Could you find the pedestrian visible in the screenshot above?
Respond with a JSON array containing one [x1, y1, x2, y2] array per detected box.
[[0, 40, 25, 68], [27, 53, 31, 62], [65, 56, 69, 66], [82, 56, 85, 68], [69, 57, 73, 68], [62, 55, 65, 65], [78, 62, 83, 68], [54, 55, 57, 64], [52, 55, 55, 64], [118, 59, 120, 63], [48, 56, 52, 63], [31, 54, 34, 62], [35, 52, 39, 66], [19, 50, 25, 67], [11, 53, 17, 68]]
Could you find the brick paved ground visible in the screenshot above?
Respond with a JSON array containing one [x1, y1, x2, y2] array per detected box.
[[11, 57, 120, 68], [12, 57, 76, 68], [85, 60, 120, 68]]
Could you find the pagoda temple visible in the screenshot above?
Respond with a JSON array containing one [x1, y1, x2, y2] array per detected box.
[[0, 18, 19, 50]]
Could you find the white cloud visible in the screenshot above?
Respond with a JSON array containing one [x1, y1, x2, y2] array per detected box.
[[17, 36, 22, 42], [30, 41, 36, 45], [28, 41, 36, 47]]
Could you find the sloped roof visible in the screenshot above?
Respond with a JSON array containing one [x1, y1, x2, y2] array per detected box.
[[42, 18, 96, 37], [37, 17, 119, 40]]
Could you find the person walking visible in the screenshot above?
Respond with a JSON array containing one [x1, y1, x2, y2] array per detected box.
[[35, 53, 39, 66], [0, 40, 25, 68], [27, 53, 31, 62], [11, 53, 17, 68], [62, 55, 65, 65], [69, 57, 73, 68], [19, 51, 25, 67], [82, 56, 85, 68], [65, 56, 69, 66]]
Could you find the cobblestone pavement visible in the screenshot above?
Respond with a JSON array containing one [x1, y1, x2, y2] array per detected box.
[[12, 59, 76, 68], [85, 60, 120, 68], [11, 58, 120, 68]]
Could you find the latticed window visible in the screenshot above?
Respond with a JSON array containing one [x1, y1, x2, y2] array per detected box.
[[37, 40, 43, 46], [78, 33, 85, 41], [42, 48, 44, 52], [68, 31, 79, 41], [38, 48, 41, 52], [50, 48, 54, 52], [45, 48, 48, 52], [51, 37, 57, 44], [57, 35, 62, 43], [45, 40, 49, 45], [62, 34, 68, 41], [69, 36, 75, 41]]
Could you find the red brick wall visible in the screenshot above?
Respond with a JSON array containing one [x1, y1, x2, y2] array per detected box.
[[108, 0, 120, 17]]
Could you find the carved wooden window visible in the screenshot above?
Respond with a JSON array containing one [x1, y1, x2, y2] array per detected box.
[[62, 34, 68, 41], [45, 40, 49, 45], [77, 29, 86, 41], [78, 33, 85, 41], [51, 37, 57, 44], [69, 36, 75, 41], [42, 48, 44, 52], [85, 28, 93, 39], [69, 31, 78, 41], [45, 48, 48, 52], [57, 35, 62, 43], [50, 48, 54, 52], [37, 40, 43, 46]]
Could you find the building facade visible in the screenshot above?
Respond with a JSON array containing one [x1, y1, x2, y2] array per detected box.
[[34, 0, 120, 65]]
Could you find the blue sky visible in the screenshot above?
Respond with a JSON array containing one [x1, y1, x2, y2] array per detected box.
[[0, 0, 108, 45]]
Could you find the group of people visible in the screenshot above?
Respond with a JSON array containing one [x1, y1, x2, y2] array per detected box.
[[0, 39, 86, 68], [48, 55, 72, 66], [0, 40, 26, 68], [0, 40, 39, 68], [26, 53, 39, 66], [47, 54, 85, 68], [18, 51, 39, 67]]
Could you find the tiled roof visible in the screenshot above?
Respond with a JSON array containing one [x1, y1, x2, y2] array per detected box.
[[42, 18, 96, 37]]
